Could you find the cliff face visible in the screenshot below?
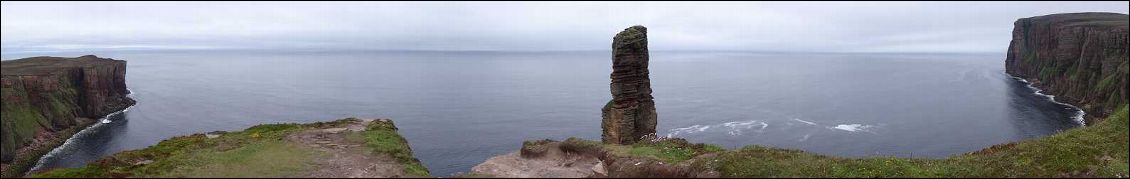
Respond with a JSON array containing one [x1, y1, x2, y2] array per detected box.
[[1, 55, 135, 175], [1005, 12, 1130, 124], [603, 25, 658, 145]]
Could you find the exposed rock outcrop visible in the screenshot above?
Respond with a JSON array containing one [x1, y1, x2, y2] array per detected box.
[[1005, 12, 1129, 124], [1, 55, 135, 177], [471, 140, 602, 178], [603, 25, 658, 145], [470, 137, 721, 178]]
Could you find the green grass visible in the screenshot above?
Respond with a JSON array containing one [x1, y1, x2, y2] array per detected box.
[[952, 105, 1129, 177], [704, 144, 725, 152], [624, 142, 698, 162], [0, 117, 91, 178], [1070, 68, 1080, 80], [2, 102, 44, 153], [627, 146, 693, 162], [158, 141, 318, 178], [29, 122, 311, 178], [30, 118, 429, 178], [360, 121, 431, 177], [558, 137, 605, 157], [1120, 59, 1129, 74], [1039, 66, 1061, 80], [599, 138, 728, 163], [1, 80, 85, 178], [712, 105, 1130, 178], [1110, 93, 1125, 110], [1096, 72, 1126, 107], [1097, 74, 1120, 93], [713, 145, 952, 177]]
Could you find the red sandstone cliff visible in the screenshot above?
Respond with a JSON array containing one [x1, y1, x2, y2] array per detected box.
[[1, 55, 135, 177], [1005, 12, 1129, 124]]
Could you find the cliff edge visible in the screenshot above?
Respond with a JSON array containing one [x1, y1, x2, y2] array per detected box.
[[30, 118, 430, 178], [1005, 12, 1129, 124], [1, 55, 136, 177]]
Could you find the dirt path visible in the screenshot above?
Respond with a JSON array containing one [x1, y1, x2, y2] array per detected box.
[[286, 119, 406, 178]]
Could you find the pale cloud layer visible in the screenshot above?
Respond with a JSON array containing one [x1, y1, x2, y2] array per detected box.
[[2, 1, 1127, 53]]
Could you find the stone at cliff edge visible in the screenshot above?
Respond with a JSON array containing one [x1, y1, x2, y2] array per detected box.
[[602, 25, 658, 145]]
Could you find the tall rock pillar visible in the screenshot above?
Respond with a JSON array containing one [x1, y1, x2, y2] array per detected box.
[[602, 25, 657, 145]]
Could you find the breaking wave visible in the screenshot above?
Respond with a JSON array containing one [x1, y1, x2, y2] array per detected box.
[[829, 124, 873, 132], [1008, 75, 1087, 126], [665, 118, 878, 138], [27, 89, 136, 174]]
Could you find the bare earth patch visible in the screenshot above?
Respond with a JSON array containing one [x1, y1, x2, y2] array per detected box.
[[471, 142, 603, 178], [287, 119, 406, 178]]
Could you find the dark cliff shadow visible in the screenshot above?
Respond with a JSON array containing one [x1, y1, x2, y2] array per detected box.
[[30, 111, 133, 172], [1003, 76, 1081, 139]]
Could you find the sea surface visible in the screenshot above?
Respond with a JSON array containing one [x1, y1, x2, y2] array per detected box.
[[2, 51, 1082, 176]]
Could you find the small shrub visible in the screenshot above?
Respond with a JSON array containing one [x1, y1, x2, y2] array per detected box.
[[520, 139, 555, 158], [560, 137, 603, 156]]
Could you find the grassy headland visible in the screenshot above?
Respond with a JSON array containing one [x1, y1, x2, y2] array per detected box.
[[30, 118, 429, 178]]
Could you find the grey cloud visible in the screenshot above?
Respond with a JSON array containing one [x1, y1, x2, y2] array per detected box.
[[2, 1, 1127, 53]]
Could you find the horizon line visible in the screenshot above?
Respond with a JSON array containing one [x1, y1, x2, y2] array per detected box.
[[0, 48, 1004, 55]]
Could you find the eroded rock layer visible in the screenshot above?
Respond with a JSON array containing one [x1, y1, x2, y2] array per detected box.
[[602, 25, 658, 145]]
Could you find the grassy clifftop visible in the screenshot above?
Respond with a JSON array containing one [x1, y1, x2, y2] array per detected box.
[[495, 106, 1126, 178], [26, 106, 1128, 178], [710, 13, 1128, 177], [709, 105, 1127, 178], [30, 118, 429, 178]]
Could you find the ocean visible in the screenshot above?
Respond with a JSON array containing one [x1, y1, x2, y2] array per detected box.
[[3, 51, 1081, 176]]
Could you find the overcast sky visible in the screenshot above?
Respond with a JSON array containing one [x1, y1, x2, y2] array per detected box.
[[2, 1, 1127, 54]]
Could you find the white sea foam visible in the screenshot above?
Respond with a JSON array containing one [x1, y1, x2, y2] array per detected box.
[[1009, 75, 1087, 126], [722, 121, 759, 135], [722, 121, 759, 128], [666, 118, 878, 137], [666, 125, 711, 138], [27, 89, 137, 174], [667, 120, 771, 137], [792, 118, 817, 125], [830, 124, 872, 132], [28, 105, 133, 173]]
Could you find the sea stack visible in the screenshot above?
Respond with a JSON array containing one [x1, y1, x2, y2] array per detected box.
[[602, 25, 658, 145]]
